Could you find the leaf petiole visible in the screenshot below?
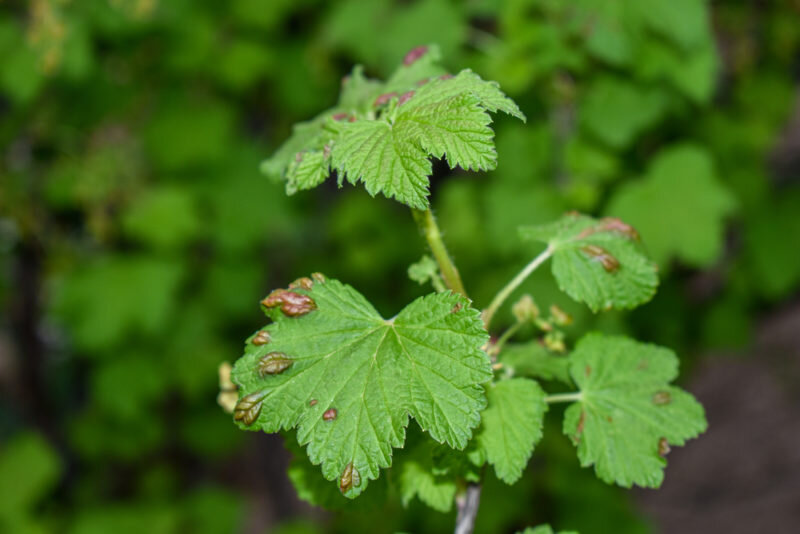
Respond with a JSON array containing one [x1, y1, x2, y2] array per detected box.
[[483, 246, 553, 329], [544, 392, 582, 404]]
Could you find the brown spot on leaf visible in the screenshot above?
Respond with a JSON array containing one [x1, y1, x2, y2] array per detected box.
[[309, 399, 317, 407], [658, 437, 671, 457], [311, 272, 327, 283], [581, 245, 620, 273], [233, 393, 263, 425], [258, 352, 293, 376], [599, 217, 640, 240], [451, 302, 463, 314], [332, 112, 349, 121], [439, 73, 454, 81], [252, 330, 271, 346], [652, 390, 672, 405], [585, 365, 592, 378], [323, 408, 337, 421], [294, 152, 304, 163], [340, 462, 361, 493], [289, 277, 313, 291], [574, 410, 586, 443], [637, 359, 649, 371], [606, 416, 613, 423], [262, 289, 316, 317], [403, 45, 428, 66]]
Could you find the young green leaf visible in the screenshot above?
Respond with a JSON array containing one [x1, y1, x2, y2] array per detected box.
[[561, 333, 707, 488], [476, 378, 547, 484], [398, 440, 458, 512], [518, 526, 579, 534], [499, 342, 572, 385], [231, 276, 492, 498], [261, 48, 524, 208], [520, 213, 658, 312]]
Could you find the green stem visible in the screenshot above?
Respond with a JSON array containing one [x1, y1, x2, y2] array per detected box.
[[412, 208, 467, 297], [545, 392, 582, 404], [483, 246, 553, 329], [489, 321, 522, 357]]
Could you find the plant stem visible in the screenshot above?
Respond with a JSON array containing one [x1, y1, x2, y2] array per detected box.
[[489, 321, 522, 357], [483, 246, 553, 329], [412, 208, 467, 297], [545, 391, 582, 404], [454, 483, 482, 534]]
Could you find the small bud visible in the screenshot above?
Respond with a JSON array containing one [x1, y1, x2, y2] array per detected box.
[[658, 437, 671, 457], [252, 330, 271, 346], [581, 245, 620, 273], [403, 45, 428, 66], [340, 462, 361, 493], [512, 294, 539, 323], [544, 334, 566, 353], [652, 390, 672, 405], [549, 304, 572, 326], [311, 272, 327, 283], [323, 408, 337, 421], [289, 277, 313, 291], [397, 91, 415, 106], [373, 92, 399, 108], [233, 393, 263, 425], [258, 352, 293, 376]]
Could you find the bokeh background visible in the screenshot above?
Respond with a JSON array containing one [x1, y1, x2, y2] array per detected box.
[[1, 0, 800, 533]]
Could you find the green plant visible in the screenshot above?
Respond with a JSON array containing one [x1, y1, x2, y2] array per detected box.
[[225, 46, 706, 533]]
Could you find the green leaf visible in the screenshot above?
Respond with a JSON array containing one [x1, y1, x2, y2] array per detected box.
[[605, 144, 736, 268], [518, 526, 579, 534], [408, 255, 444, 292], [231, 276, 491, 498], [579, 77, 667, 149], [499, 342, 571, 384], [520, 213, 658, 312], [561, 333, 707, 488], [262, 52, 523, 208], [122, 187, 201, 249], [0, 432, 61, 520], [398, 440, 458, 512], [476, 378, 547, 484]]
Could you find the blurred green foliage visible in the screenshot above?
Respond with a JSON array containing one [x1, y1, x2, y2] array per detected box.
[[1, 0, 799, 532]]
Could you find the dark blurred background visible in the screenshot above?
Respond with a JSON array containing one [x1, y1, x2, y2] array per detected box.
[[1, 0, 799, 533]]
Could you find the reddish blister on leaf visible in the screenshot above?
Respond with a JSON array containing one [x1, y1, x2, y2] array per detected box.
[[252, 330, 271, 346], [403, 45, 428, 66], [581, 245, 620, 273], [397, 91, 415, 106], [339, 462, 361, 493], [258, 352, 293, 376], [234, 393, 263, 426], [373, 92, 398, 108], [323, 408, 337, 421], [262, 289, 317, 317]]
